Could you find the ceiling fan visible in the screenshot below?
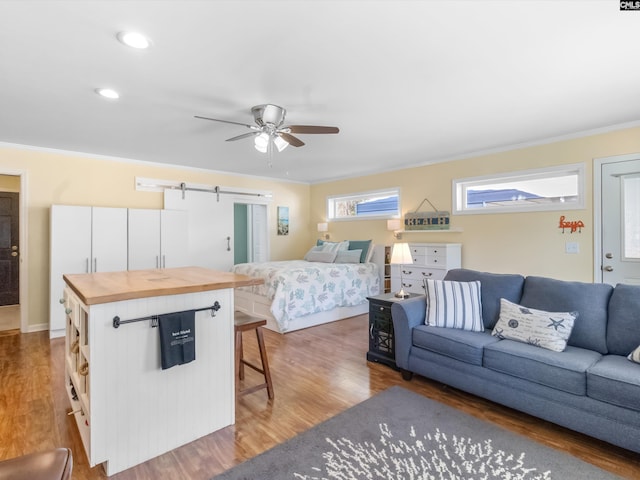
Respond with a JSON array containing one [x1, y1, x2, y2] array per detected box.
[[195, 104, 339, 153]]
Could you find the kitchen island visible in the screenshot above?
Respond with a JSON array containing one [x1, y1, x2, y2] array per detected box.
[[60, 267, 262, 476]]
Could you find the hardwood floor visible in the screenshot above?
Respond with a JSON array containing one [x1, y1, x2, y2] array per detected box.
[[1, 316, 638, 479]]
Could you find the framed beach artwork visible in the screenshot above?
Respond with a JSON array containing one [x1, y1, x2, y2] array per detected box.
[[277, 206, 289, 235]]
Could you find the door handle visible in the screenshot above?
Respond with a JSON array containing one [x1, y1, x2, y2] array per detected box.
[[602, 265, 614, 272]]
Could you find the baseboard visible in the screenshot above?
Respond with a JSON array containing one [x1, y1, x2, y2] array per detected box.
[[24, 323, 50, 334]]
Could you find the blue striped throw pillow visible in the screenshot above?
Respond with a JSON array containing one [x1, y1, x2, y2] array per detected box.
[[424, 279, 484, 331]]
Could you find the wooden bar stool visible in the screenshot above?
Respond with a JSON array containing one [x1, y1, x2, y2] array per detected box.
[[234, 312, 274, 399]]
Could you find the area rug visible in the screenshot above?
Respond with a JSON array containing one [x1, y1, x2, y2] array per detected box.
[[213, 386, 621, 480]]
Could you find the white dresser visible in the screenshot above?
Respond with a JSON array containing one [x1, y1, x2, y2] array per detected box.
[[390, 243, 461, 295]]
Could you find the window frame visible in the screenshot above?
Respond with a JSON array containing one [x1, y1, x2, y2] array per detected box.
[[452, 163, 585, 215], [327, 187, 401, 221]]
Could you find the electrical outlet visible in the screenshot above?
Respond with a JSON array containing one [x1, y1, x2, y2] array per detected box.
[[565, 241, 579, 254]]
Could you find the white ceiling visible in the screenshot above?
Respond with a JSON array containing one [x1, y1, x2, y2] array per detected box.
[[1, 1, 639, 184]]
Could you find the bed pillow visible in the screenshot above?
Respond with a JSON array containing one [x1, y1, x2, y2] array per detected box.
[[304, 248, 338, 263], [316, 240, 350, 253], [492, 298, 577, 352], [335, 249, 362, 263], [347, 240, 372, 263], [424, 279, 484, 332]]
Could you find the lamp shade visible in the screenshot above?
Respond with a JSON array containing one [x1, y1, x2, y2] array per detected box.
[[387, 219, 401, 231], [390, 242, 412, 265], [317, 222, 328, 233]]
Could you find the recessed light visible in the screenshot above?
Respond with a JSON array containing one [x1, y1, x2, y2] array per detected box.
[[95, 88, 120, 99], [117, 31, 151, 49]]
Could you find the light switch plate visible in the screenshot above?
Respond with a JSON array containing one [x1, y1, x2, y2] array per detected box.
[[565, 241, 579, 254]]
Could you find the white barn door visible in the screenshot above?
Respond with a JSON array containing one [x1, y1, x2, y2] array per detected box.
[[164, 189, 234, 271]]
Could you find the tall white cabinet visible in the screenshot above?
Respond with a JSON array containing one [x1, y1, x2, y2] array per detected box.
[[50, 205, 128, 337], [127, 209, 188, 270], [50, 206, 190, 338]]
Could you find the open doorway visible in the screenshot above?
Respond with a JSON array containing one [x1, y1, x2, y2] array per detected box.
[[0, 173, 22, 332], [234, 203, 268, 265]]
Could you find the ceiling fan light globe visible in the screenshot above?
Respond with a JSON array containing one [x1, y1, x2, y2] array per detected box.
[[254, 132, 270, 153], [274, 135, 289, 152]]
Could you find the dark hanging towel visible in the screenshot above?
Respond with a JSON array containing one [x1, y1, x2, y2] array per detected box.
[[158, 311, 196, 370]]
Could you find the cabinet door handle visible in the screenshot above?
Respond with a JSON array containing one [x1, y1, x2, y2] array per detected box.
[[402, 270, 412, 275], [65, 307, 72, 315], [85, 258, 89, 273], [402, 282, 412, 288], [369, 323, 374, 339], [421, 271, 433, 277], [162, 255, 166, 268], [93, 258, 97, 272], [156, 256, 159, 268], [226, 236, 231, 251]]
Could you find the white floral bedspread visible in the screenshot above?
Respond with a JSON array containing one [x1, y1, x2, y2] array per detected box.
[[232, 260, 380, 331]]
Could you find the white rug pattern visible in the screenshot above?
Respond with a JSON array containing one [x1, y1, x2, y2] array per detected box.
[[295, 423, 552, 480]]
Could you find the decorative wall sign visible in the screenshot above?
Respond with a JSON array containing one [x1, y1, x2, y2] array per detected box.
[[277, 206, 289, 235], [559, 215, 584, 233]]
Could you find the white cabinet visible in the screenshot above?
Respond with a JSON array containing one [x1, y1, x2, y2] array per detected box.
[[128, 209, 188, 270], [50, 205, 127, 337], [391, 243, 461, 295]]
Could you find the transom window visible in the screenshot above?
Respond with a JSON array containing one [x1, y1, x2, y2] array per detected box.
[[453, 164, 585, 215], [327, 188, 400, 220]]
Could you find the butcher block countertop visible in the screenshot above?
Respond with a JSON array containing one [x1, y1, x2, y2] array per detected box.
[[63, 266, 263, 305]]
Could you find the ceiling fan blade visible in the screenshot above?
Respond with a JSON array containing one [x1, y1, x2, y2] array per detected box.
[[194, 115, 256, 129], [286, 125, 339, 134], [279, 132, 305, 147], [226, 131, 260, 142]]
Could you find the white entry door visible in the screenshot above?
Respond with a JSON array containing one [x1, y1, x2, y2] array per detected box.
[[600, 157, 640, 286]]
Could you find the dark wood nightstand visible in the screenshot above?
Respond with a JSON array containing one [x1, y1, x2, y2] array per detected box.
[[366, 292, 421, 370]]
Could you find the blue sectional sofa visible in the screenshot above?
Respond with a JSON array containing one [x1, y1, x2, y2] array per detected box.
[[391, 268, 640, 454]]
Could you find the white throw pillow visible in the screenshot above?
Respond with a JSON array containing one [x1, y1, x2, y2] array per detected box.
[[319, 240, 350, 253], [335, 249, 362, 263], [424, 279, 484, 332], [304, 250, 338, 263], [628, 345, 640, 364], [492, 298, 577, 352]]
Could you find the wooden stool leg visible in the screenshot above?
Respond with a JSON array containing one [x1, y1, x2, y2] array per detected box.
[[234, 328, 242, 396], [238, 330, 245, 380], [255, 327, 274, 400]]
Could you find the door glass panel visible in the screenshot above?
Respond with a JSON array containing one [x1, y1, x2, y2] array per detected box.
[[623, 174, 640, 259]]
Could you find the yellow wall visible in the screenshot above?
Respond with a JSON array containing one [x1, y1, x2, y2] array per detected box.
[[4, 124, 640, 331], [0, 145, 310, 329], [310, 126, 640, 281]]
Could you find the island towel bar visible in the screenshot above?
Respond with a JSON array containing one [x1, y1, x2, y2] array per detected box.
[[112, 301, 221, 329]]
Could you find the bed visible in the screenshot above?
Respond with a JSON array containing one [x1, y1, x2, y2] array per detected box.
[[232, 243, 384, 333]]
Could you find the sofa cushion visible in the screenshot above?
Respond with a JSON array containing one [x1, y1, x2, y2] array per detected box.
[[519, 276, 612, 354], [607, 284, 640, 356], [491, 298, 576, 352], [424, 279, 483, 331], [412, 325, 499, 366], [444, 269, 524, 329], [587, 355, 640, 412], [484, 340, 602, 395]]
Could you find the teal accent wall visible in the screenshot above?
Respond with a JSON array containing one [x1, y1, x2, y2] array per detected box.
[[234, 203, 248, 264]]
